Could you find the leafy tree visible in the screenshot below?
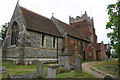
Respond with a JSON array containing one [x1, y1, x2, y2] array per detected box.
[[106, 51, 111, 58], [106, 0, 120, 78], [1, 22, 9, 42]]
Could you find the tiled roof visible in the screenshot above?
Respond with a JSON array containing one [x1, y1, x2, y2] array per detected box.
[[20, 6, 62, 37], [92, 43, 101, 51], [55, 18, 89, 42]]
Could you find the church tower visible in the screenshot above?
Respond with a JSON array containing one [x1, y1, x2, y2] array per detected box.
[[69, 11, 97, 43]]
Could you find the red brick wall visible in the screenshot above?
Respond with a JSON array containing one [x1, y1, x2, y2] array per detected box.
[[101, 43, 106, 60], [96, 52, 101, 60], [86, 45, 95, 61], [70, 20, 97, 43], [63, 36, 87, 62]]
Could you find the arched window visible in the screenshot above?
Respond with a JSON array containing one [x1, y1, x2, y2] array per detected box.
[[11, 22, 19, 45]]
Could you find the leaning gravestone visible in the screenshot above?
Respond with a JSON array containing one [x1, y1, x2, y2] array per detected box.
[[64, 56, 70, 71], [37, 60, 44, 77], [47, 64, 58, 78], [75, 54, 82, 73]]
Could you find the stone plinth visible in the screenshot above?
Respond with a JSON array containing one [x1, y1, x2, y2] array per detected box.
[[47, 64, 58, 78]]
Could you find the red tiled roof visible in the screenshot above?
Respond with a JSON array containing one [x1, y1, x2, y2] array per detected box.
[[55, 18, 89, 42], [20, 6, 62, 37], [92, 43, 101, 51]]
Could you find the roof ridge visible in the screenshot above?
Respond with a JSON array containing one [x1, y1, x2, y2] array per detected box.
[[20, 6, 52, 21], [19, 6, 62, 37], [54, 17, 89, 42]]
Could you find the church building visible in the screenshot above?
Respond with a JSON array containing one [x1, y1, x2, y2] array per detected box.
[[2, 3, 106, 64]]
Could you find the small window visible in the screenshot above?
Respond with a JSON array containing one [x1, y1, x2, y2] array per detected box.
[[76, 25, 79, 28], [42, 34, 45, 47], [53, 37, 56, 48], [89, 52, 92, 58], [81, 41, 83, 48]]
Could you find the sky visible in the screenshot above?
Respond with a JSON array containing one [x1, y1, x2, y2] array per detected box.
[[0, 0, 117, 44]]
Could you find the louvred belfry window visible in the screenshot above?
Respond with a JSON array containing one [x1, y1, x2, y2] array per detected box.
[[11, 22, 19, 45]]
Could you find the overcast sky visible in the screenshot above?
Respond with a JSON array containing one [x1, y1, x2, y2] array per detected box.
[[0, 0, 117, 44]]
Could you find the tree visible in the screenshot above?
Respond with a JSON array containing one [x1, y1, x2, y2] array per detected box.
[[106, 0, 120, 78], [1, 22, 9, 42]]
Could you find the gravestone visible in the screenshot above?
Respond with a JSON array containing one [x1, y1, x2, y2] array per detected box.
[[75, 54, 82, 73], [2, 67, 6, 73], [64, 56, 70, 71], [37, 60, 44, 77], [59, 49, 72, 70], [47, 64, 58, 78], [59, 56, 65, 67], [106, 56, 109, 62]]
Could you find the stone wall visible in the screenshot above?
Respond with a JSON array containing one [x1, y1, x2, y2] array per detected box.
[[3, 4, 63, 62], [24, 30, 63, 58], [2, 4, 26, 59]]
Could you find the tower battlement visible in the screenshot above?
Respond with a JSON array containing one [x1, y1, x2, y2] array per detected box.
[[69, 11, 93, 25]]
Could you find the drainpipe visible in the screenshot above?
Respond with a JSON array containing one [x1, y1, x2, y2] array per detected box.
[[57, 37, 58, 63]]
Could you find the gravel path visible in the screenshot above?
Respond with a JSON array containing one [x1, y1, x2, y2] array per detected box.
[[82, 62, 105, 78]]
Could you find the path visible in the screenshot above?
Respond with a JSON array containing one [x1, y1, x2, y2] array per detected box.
[[82, 62, 105, 78]]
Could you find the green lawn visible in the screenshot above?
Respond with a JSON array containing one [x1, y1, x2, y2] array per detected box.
[[2, 60, 47, 78], [90, 58, 118, 77], [56, 69, 95, 78], [2, 60, 95, 78]]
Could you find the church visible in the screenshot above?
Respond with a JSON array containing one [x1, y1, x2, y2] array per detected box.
[[2, 3, 107, 64]]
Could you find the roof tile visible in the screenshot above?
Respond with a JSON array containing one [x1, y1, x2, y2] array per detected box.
[[20, 6, 62, 37]]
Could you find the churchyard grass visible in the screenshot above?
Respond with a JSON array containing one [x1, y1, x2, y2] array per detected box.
[[90, 58, 118, 77], [56, 69, 95, 78], [2, 60, 96, 78], [2, 60, 47, 78]]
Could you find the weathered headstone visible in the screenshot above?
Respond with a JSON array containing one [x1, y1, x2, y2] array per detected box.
[[47, 64, 58, 78], [64, 56, 70, 71], [75, 54, 82, 73], [37, 60, 44, 77], [2, 67, 6, 73], [59, 56, 65, 67], [106, 56, 109, 62], [59, 49, 72, 70]]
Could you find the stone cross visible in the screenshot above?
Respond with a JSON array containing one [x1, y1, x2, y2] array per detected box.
[[47, 64, 58, 78], [75, 54, 82, 73], [37, 60, 44, 77]]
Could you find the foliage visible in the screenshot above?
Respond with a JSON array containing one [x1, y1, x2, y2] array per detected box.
[[106, 51, 111, 58], [106, 0, 120, 77], [1, 22, 9, 42]]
